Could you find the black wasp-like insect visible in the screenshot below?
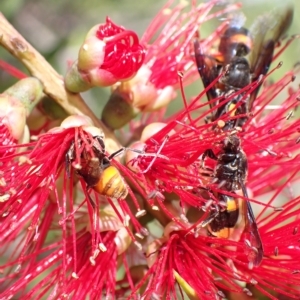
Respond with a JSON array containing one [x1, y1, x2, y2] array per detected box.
[[202, 134, 263, 267], [196, 7, 293, 267], [194, 7, 293, 131]]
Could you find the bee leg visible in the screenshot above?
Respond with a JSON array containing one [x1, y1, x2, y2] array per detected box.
[[95, 135, 106, 154], [201, 149, 217, 169], [65, 141, 75, 178], [108, 147, 126, 160], [108, 147, 148, 161], [203, 149, 218, 160], [199, 169, 214, 177], [65, 154, 71, 178], [204, 115, 212, 124], [86, 187, 96, 210], [217, 179, 227, 188], [85, 187, 100, 228]]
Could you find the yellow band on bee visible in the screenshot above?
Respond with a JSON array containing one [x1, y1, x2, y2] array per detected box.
[[230, 34, 252, 49], [226, 198, 238, 212], [209, 227, 230, 239], [228, 103, 237, 117], [94, 165, 128, 199]]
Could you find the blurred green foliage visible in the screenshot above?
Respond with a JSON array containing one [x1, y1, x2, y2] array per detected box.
[[1, 0, 300, 117]]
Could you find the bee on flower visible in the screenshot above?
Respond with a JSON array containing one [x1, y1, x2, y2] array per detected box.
[[0, 0, 300, 299]]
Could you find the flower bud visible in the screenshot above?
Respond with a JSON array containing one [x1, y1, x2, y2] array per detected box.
[[39, 97, 68, 120], [101, 91, 140, 129], [4, 77, 44, 116], [28, 97, 69, 134], [101, 66, 177, 130], [27, 107, 51, 134], [125, 141, 146, 173], [0, 94, 27, 142], [60, 115, 94, 129], [65, 17, 145, 92], [0, 78, 43, 142], [140, 122, 176, 142], [113, 65, 176, 112]]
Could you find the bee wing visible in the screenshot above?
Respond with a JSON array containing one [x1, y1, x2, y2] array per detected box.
[[194, 39, 220, 108], [240, 183, 264, 266], [247, 6, 293, 111]]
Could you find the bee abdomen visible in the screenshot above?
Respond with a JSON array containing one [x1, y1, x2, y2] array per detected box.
[[208, 197, 239, 238], [94, 166, 128, 199]]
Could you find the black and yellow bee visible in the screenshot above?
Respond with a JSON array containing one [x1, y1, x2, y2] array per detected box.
[[66, 135, 127, 207]]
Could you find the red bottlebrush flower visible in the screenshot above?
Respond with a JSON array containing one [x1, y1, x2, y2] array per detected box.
[[0, 117, 91, 280], [0, 115, 143, 271], [94, 17, 145, 81], [0, 201, 58, 297], [0, 116, 85, 222], [0, 207, 134, 299], [1, 114, 141, 221], [0, 115, 149, 298], [132, 192, 300, 300], [101, 0, 240, 129], [122, 53, 300, 298], [132, 222, 258, 299], [1, 1, 300, 299], [124, 40, 300, 213], [139, 0, 238, 94], [65, 17, 145, 92], [129, 116, 300, 298], [235, 195, 300, 299], [241, 70, 300, 196]]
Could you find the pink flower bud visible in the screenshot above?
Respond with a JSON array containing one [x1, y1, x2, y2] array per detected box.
[[141, 122, 176, 142], [0, 94, 27, 142], [110, 65, 177, 113], [65, 17, 145, 92]]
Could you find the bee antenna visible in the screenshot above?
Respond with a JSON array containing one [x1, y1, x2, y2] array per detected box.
[[108, 147, 147, 161], [65, 155, 71, 178], [65, 141, 75, 178], [108, 147, 125, 160]]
